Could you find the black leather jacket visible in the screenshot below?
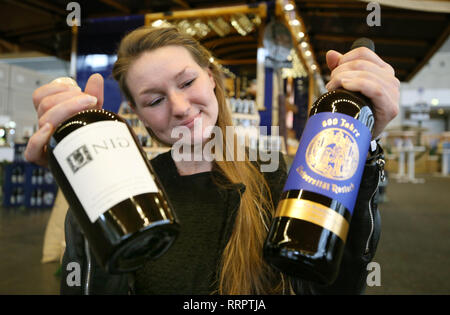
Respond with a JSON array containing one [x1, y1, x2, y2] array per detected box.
[[60, 146, 385, 295]]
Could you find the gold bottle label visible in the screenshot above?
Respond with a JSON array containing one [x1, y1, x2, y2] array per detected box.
[[275, 198, 349, 242]]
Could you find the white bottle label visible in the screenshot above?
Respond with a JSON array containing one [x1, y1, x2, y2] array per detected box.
[[53, 120, 158, 223]]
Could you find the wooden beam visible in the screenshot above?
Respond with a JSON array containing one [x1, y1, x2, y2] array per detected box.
[[0, 38, 20, 53], [220, 51, 256, 60], [218, 59, 256, 65], [304, 9, 447, 20], [172, 0, 190, 9], [319, 65, 408, 78], [298, 0, 450, 14], [406, 24, 450, 82], [0, 36, 54, 56], [313, 34, 429, 47], [382, 56, 417, 64], [317, 50, 417, 64], [308, 75, 314, 117], [3, 0, 62, 18], [24, 0, 67, 15], [277, 0, 315, 78], [202, 36, 256, 49], [145, 3, 267, 24], [3, 24, 58, 38], [85, 11, 130, 19], [213, 43, 258, 56], [297, 2, 365, 9], [19, 29, 70, 43], [99, 0, 131, 14], [296, 0, 363, 2]]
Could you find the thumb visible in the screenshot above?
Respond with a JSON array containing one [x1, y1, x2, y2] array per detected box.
[[84, 73, 104, 108], [326, 50, 343, 71]]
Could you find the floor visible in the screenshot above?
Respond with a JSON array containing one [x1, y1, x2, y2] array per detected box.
[[0, 208, 60, 294], [0, 174, 449, 295], [365, 174, 450, 295]]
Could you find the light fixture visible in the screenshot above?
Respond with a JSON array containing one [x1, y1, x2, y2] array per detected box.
[[151, 19, 172, 28], [280, 0, 322, 81], [282, 49, 307, 79], [231, 18, 247, 36], [431, 98, 439, 106], [231, 14, 254, 36], [152, 19, 164, 27], [235, 14, 254, 34], [284, 3, 294, 11], [250, 14, 262, 27], [215, 17, 231, 35], [177, 20, 196, 36], [192, 19, 210, 38], [207, 19, 226, 37]]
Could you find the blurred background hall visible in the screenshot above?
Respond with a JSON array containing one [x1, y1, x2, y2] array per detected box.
[[0, 0, 449, 295]]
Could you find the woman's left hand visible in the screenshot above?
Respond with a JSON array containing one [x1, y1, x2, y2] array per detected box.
[[325, 47, 400, 138]]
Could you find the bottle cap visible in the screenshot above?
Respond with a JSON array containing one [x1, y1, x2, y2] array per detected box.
[[350, 38, 375, 52]]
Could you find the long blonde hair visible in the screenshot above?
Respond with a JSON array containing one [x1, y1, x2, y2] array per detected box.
[[112, 26, 287, 294]]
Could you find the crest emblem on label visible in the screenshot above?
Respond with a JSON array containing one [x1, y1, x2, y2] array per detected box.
[[66, 145, 93, 174], [305, 128, 359, 181]]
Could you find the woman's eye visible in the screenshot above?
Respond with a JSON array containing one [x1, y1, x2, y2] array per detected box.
[[148, 97, 163, 107], [181, 78, 195, 88]]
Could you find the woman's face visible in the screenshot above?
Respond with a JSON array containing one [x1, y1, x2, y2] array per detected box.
[[126, 45, 219, 146]]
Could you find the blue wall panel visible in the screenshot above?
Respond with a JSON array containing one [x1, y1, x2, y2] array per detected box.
[[76, 15, 145, 113]]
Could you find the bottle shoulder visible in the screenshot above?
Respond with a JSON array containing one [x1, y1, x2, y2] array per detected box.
[[310, 89, 373, 119], [52, 109, 126, 141]]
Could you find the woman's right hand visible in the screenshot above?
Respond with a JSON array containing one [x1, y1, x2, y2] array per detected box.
[[24, 73, 104, 167]]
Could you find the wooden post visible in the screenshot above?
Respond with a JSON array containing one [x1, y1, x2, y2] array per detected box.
[[308, 74, 315, 117], [70, 24, 78, 80]]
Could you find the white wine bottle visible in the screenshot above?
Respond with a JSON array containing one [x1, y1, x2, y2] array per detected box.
[[264, 39, 376, 285], [47, 78, 179, 274]]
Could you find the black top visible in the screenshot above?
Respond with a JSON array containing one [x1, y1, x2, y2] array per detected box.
[[134, 152, 230, 294]]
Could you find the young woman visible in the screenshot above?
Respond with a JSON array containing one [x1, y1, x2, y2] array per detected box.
[[25, 26, 399, 295]]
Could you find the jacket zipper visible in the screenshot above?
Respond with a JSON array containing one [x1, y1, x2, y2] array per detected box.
[[364, 158, 385, 255], [83, 238, 92, 295]]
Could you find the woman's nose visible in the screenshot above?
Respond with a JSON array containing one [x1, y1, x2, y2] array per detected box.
[[169, 91, 190, 118]]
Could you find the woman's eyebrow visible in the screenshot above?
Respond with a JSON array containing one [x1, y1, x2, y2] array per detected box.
[[174, 67, 188, 80]]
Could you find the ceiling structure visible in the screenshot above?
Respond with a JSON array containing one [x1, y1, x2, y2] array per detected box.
[[294, 0, 450, 82], [0, 0, 449, 83]]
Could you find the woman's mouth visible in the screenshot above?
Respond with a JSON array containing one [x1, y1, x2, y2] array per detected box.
[[180, 112, 201, 129]]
